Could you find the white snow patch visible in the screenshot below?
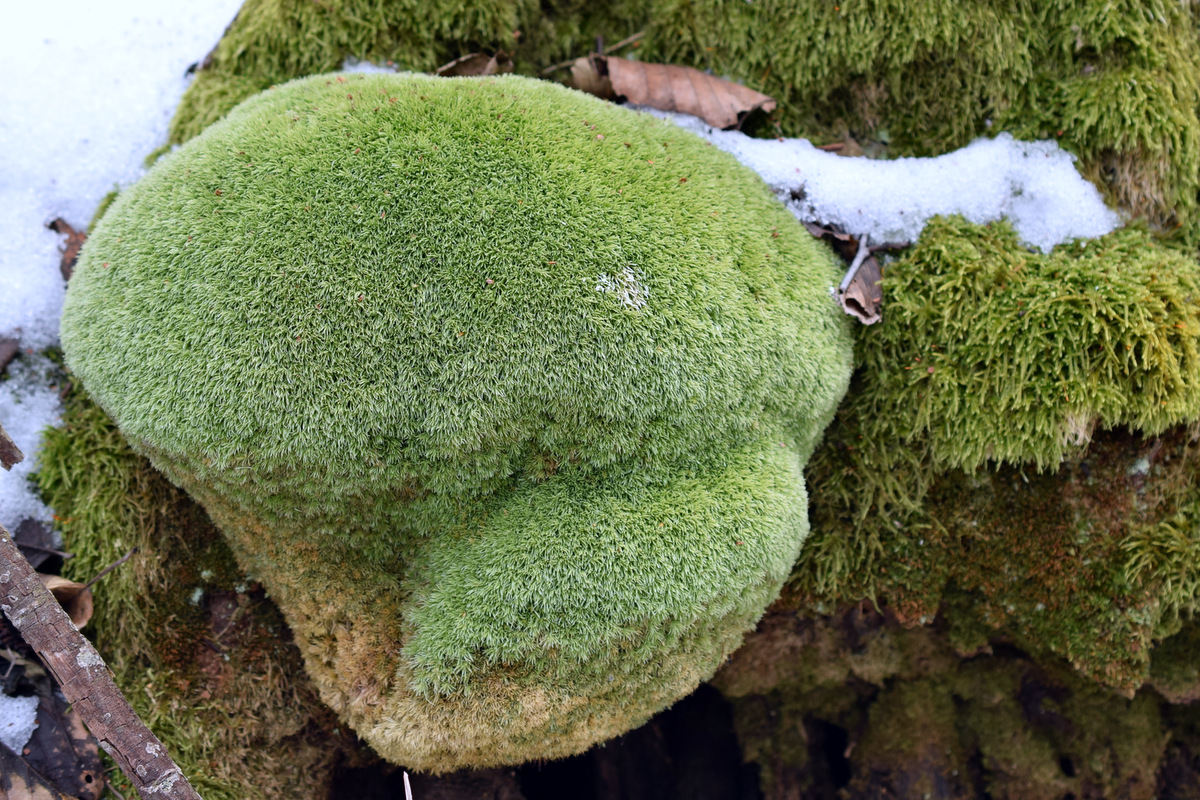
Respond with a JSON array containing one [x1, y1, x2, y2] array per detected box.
[[645, 110, 1122, 253], [0, 355, 62, 532], [343, 57, 401, 74], [0, 1, 241, 544], [596, 267, 650, 310], [0, 694, 38, 753], [0, 0, 242, 350]]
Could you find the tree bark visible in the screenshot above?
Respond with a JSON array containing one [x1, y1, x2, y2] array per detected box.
[[0, 524, 203, 800]]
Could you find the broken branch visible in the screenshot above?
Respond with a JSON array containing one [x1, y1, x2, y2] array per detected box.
[[0, 518, 202, 799]]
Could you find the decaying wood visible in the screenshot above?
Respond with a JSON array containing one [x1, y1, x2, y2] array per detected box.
[[0, 520, 202, 800], [569, 55, 776, 130]]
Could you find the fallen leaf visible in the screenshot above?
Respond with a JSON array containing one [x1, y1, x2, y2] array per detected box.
[[14, 521, 63, 572], [569, 55, 775, 130], [45, 220, 85, 283], [36, 577, 92, 631], [22, 692, 104, 800], [0, 742, 74, 800], [435, 51, 513, 77], [0, 339, 17, 378], [840, 253, 884, 325], [802, 221, 859, 262]]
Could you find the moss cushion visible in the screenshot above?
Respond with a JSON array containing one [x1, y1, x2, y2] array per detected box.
[[61, 71, 852, 770]]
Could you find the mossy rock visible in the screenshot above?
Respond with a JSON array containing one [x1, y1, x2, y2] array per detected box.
[[35, 388, 365, 799], [713, 608, 1172, 799], [781, 216, 1200, 690], [60, 72, 852, 770], [177, 1, 1200, 242]]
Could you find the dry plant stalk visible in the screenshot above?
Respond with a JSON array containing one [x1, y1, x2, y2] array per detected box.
[[0, 422, 202, 800]]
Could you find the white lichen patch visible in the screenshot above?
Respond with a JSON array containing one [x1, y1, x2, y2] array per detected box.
[[596, 266, 650, 310], [76, 647, 105, 667]]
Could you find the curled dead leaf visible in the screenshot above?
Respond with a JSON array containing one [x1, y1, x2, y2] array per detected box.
[[840, 253, 884, 325], [46, 219, 86, 283], [569, 55, 775, 130], [0, 742, 75, 800], [37, 576, 92, 631], [23, 692, 105, 800], [434, 51, 513, 77]]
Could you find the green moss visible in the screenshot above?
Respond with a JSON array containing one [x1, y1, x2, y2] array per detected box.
[[35, 389, 362, 799], [61, 72, 852, 770], [168, 0, 643, 143], [780, 218, 1200, 689], [175, 1, 1200, 241], [715, 609, 1171, 799]]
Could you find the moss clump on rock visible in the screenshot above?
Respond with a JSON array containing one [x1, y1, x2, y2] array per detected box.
[[35, 388, 363, 799], [783, 218, 1200, 689], [61, 72, 852, 770], [176, 1, 1200, 241]]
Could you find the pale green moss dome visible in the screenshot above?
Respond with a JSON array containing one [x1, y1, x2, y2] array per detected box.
[[64, 71, 851, 504], [61, 72, 853, 769]]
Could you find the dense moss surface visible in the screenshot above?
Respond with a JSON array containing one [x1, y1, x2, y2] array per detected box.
[[175, 0, 1200, 242], [34, 387, 363, 800], [61, 72, 852, 769], [784, 219, 1200, 690]]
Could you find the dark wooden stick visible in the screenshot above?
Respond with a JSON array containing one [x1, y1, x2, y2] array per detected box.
[[0, 523, 203, 799]]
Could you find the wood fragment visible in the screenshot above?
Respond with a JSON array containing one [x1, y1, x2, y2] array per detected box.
[[0, 516, 203, 800]]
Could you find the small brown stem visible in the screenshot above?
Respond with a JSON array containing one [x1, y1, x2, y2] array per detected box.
[[83, 547, 138, 591], [541, 31, 646, 75], [17, 541, 75, 559]]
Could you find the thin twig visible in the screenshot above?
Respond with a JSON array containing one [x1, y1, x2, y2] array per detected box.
[[838, 235, 873, 295], [107, 783, 129, 800], [0, 520, 203, 799], [83, 546, 139, 591], [17, 541, 74, 559], [541, 31, 646, 75]]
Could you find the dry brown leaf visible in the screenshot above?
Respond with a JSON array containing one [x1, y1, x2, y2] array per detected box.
[[45, 220, 85, 283], [569, 55, 775, 130], [0, 426, 22, 471], [23, 693, 104, 800], [435, 51, 513, 77], [841, 254, 884, 325], [0, 743, 74, 800], [36, 577, 92, 631]]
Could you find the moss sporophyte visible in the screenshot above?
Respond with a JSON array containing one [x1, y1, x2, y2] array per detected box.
[[60, 72, 853, 770]]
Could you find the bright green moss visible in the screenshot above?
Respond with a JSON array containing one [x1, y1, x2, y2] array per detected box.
[[856, 218, 1200, 474], [782, 219, 1200, 689], [61, 72, 852, 770], [176, 1, 1200, 240]]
